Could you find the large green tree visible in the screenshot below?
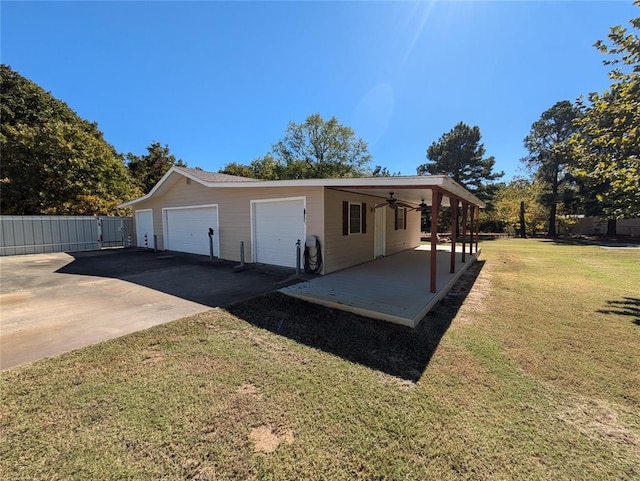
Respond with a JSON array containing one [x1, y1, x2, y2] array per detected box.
[[126, 142, 187, 193], [1, 65, 139, 215], [522, 101, 582, 236], [417, 122, 503, 204], [220, 113, 371, 179], [570, 3, 640, 220]]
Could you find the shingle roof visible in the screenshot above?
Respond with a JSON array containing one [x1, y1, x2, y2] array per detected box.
[[175, 166, 258, 183]]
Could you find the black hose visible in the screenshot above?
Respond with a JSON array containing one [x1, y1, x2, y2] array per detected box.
[[303, 238, 323, 274]]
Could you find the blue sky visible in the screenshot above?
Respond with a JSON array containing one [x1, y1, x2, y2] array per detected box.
[[2, 1, 637, 181]]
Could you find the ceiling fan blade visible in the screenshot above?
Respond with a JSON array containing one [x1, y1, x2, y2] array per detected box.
[[372, 202, 388, 209]]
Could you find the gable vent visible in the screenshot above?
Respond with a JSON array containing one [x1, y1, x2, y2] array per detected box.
[[186, 178, 191, 185]]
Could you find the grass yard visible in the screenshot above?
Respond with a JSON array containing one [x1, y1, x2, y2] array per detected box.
[[1, 239, 639, 480]]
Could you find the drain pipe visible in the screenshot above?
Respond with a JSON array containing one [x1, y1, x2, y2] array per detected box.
[[296, 239, 301, 275], [240, 241, 245, 267]]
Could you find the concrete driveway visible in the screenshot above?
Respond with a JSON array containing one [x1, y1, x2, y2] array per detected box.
[[0, 249, 299, 370]]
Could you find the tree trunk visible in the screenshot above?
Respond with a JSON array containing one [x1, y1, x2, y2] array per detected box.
[[519, 201, 527, 238], [607, 219, 617, 237], [548, 164, 559, 237]]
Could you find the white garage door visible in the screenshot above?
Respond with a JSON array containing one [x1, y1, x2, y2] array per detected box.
[[163, 205, 218, 257], [135, 210, 154, 248], [253, 198, 305, 268]]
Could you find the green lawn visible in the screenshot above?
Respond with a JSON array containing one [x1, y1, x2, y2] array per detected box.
[[1, 239, 639, 480]]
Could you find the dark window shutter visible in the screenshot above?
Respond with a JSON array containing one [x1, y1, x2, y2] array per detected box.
[[403, 208, 407, 230], [362, 203, 367, 234], [394, 208, 398, 230], [342, 201, 348, 236]]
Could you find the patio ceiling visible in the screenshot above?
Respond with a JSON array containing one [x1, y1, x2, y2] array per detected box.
[[328, 186, 456, 208]]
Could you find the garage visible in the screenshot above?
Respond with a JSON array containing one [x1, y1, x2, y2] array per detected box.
[[252, 197, 305, 268], [163, 205, 218, 256], [135, 209, 154, 248]]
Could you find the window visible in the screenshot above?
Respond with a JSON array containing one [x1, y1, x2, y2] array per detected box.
[[342, 201, 367, 235], [395, 207, 407, 230], [349, 203, 362, 234]]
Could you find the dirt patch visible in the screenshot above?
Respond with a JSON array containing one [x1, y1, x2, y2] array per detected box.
[[249, 424, 294, 453], [237, 383, 260, 396], [141, 350, 164, 364], [555, 393, 640, 455]]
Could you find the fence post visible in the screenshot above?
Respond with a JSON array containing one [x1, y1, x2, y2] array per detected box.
[[97, 217, 103, 250]]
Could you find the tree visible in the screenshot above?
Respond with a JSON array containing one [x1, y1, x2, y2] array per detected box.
[[126, 142, 187, 193], [220, 113, 371, 180], [0, 64, 139, 215], [220, 154, 280, 180], [493, 177, 548, 237], [417, 122, 504, 204], [273, 113, 371, 178], [371, 165, 401, 177], [570, 4, 640, 221], [522, 101, 582, 236]]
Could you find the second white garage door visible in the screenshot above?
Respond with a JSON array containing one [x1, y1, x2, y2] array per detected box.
[[163, 205, 218, 257], [252, 198, 305, 268]]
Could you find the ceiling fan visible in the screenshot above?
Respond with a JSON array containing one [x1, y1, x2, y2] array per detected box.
[[372, 192, 413, 210], [411, 200, 429, 212]]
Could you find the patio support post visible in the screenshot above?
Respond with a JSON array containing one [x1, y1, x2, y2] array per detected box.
[[430, 189, 442, 293], [450, 197, 458, 274], [468, 203, 474, 256], [461, 203, 468, 263], [475, 205, 480, 253]]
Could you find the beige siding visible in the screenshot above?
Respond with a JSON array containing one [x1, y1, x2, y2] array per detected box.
[[385, 204, 421, 256], [132, 178, 324, 263], [322, 188, 420, 274]]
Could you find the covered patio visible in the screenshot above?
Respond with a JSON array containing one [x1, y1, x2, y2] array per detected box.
[[280, 244, 481, 328]]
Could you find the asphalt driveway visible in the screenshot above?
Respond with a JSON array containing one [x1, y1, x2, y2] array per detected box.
[[0, 249, 299, 370]]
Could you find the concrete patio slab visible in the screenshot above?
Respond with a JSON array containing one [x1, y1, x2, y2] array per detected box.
[[279, 245, 480, 327]]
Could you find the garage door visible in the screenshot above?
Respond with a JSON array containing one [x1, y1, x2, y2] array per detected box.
[[253, 198, 305, 268], [163, 205, 218, 257], [135, 210, 154, 248]]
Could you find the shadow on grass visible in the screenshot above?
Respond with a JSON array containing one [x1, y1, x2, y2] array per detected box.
[[226, 260, 486, 382], [597, 297, 640, 326]]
